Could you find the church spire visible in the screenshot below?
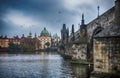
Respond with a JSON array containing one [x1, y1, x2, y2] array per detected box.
[[81, 13, 84, 25], [22, 34, 24, 37], [35, 33, 37, 38], [29, 31, 32, 38]]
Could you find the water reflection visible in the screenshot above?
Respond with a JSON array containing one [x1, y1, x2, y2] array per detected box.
[[71, 64, 91, 78], [0, 52, 91, 78]]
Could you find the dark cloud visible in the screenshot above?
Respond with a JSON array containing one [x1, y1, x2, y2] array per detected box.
[[0, 0, 114, 37]]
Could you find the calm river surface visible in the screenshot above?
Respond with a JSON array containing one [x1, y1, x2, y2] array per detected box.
[[0, 52, 91, 78]]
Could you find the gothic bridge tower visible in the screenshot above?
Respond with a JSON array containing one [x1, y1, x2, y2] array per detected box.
[[61, 24, 69, 44]]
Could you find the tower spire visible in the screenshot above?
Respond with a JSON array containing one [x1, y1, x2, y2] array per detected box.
[[22, 34, 24, 37], [97, 6, 100, 17], [81, 13, 84, 25], [82, 13, 84, 20], [72, 24, 74, 34], [35, 33, 37, 38], [29, 31, 32, 38], [67, 27, 69, 38], [63, 24, 66, 30]]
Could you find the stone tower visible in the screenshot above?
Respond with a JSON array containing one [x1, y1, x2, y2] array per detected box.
[[61, 24, 66, 41], [61, 24, 69, 44]]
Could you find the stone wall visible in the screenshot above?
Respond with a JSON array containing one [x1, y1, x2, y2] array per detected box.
[[93, 38, 110, 73], [87, 7, 115, 42], [64, 43, 87, 61], [71, 44, 87, 60], [93, 37, 120, 73], [69, 30, 80, 42]]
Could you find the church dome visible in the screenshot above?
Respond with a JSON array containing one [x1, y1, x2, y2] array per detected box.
[[41, 27, 49, 36], [53, 33, 59, 38]]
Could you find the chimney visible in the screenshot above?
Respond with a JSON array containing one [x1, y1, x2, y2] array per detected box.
[[114, 0, 120, 25]]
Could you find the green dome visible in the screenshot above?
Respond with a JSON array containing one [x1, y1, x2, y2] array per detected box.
[[41, 27, 49, 35], [53, 33, 59, 38]]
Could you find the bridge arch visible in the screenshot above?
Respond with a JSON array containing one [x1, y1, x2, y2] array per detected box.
[[90, 26, 103, 47], [88, 26, 104, 56], [92, 26, 104, 37]]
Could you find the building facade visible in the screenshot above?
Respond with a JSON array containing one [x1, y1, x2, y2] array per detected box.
[[14, 33, 40, 51], [0, 36, 9, 48], [51, 33, 60, 47], [38, 27, 51, 49], [9, 36, 20, 45]]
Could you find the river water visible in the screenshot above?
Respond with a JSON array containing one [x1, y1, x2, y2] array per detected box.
[[0, 52, 91, 78]]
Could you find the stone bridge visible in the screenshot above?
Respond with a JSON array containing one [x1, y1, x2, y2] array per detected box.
[[87, 7, 115, 43]]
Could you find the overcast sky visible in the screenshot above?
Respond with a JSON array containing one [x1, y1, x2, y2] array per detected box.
[[0, 0, 114, 38]]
